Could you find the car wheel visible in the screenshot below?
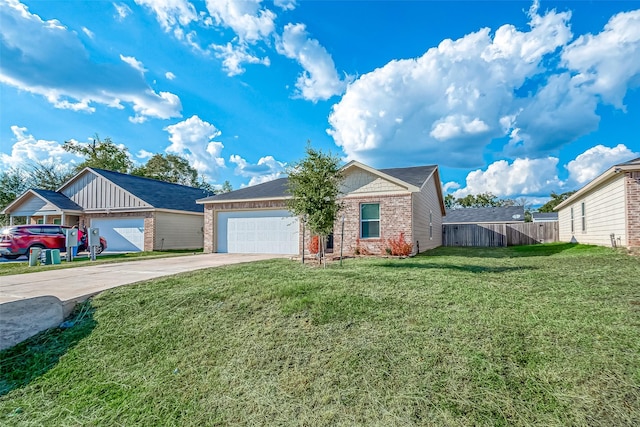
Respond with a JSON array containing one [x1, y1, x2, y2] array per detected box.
[[2, 254, 20, 260], [96, 243, 105, 255]]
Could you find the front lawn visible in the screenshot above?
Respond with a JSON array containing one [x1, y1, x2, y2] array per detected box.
[[1, 244, 639, 425]]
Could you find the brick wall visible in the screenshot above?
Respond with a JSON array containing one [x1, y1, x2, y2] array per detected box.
[[626, 171, 640, 248], [335, 194, 413, 256]]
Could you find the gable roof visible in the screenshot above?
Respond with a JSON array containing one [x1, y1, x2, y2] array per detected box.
[[60, 168, 213, 213], [31, 189, 84, 211], [198, 177, 290, 203], [555, 157, 640, 211], [1, 188, 84, 214], [377, 165, 438, 188], [443, 206, 525, 224], [197, 162, 442, 205]]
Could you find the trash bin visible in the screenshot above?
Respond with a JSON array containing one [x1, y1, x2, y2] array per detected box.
[[50, 249, 61, 264], [41, 249, 61, 265], [29, 247, 42, 267]]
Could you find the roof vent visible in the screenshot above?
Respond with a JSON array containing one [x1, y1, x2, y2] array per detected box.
[[512, 214, 522, 219]]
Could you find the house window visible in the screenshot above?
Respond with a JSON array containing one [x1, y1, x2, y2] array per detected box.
[[570, 207, 574, 233], [581, 202, 586, 232], [429, 210, 433, 239], [37, 219, 43, 224], [361, 203, 380, 238], [53, 218, 61, 225]]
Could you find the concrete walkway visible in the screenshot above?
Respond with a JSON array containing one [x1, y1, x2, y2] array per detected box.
[[0, 253, 286, 350], [0, 253, 285, 305]]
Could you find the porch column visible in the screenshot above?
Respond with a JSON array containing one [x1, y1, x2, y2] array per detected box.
[[9, 216, 14, 225], [61, 212, 66, 226]]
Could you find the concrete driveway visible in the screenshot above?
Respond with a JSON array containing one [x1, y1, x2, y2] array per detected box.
[[0, 253, 287, 350], [0, 253, 286, 305]]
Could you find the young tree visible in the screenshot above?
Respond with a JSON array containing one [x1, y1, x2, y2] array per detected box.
[[287, 145, 343, 266], [63, 134, 133, 173], [215, 180, 233, 194]]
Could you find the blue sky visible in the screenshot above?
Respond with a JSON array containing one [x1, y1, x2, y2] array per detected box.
[[1, 0, 639, 204]]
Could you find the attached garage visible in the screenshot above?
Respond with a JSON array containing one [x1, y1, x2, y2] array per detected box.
[[91, 217, 145, 252], [217, 210, 299, 254]]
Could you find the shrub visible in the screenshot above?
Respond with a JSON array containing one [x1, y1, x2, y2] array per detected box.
[[387, 232, 413, 256]]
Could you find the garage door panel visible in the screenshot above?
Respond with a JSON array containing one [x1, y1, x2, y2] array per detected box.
[[217, 210, 299, 254], [91, 218, 144, 252]]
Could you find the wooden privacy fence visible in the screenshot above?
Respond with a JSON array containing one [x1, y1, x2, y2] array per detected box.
[[443, 222, 559, 247]]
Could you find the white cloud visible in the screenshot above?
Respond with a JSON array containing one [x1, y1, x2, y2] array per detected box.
[[120, 54, 147, 74], [328, 4, 573, 168], [0, 0, 182, 122], [136, 149, 154, 160], [442, 181, 460, 193], [205, 0, 276, 43], [565, 144, 639, 185], [212, 41, 270, 76], [164, 115, 226, 178], [562, 9, 640, 109], [0, 126, 84, 170], [229, 154, 286, 186], [452, 157, 562, 198], [165, 71, 176, 80], [81, 27, 94, 39], [134, 0, 198, 35], [274, 0, 296, 11], [113, 2, 131, 20], [277, 23, 348, 102]]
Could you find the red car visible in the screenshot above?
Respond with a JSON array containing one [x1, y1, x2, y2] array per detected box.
[[0, 225, 107, 260]]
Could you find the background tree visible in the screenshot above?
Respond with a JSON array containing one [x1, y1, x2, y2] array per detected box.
[[538, 191, 576, 212], [0, 162, 73, 226], [132, 154, 198, 186], [455, 192, 504, 208], [63, 134, 132, 173], [216, 180, 233, 194], [287, 144, 343, 266]]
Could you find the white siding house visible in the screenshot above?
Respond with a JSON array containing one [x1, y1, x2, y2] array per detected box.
[[556, 158, 640, 249]]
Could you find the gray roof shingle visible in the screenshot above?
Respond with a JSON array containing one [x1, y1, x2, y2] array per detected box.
[[197, 164, 438, 203], [443, 206, 525, 224], [32, 189, 83, 211], [93, 168, 213, 213], [532, 212, 558, 221]]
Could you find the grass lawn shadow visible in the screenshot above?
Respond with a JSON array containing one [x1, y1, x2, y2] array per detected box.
[[374, 261, 533, 274], [418, 243, 590, 259], [0, 301, 96, 396]]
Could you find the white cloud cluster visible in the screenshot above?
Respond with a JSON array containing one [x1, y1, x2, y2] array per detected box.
[[134, 0, 198, 37], [0, 126, 84, 170], [448, 143, 638, 199], [565, 144, 639, 185], [113, 2, 132, 20], [328, 4, 640, 169], [229, 154, 286, 186], [212, 41, 270, 76], [452, 157, 562, 198], [277, 23, 348, 102], [328, 4, 572, 167], [0, 0, 182, 122], [133, 0, 344, 101], [164, 115, 226, 179]]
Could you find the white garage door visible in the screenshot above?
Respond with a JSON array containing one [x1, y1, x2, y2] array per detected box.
[[91, 218, 145, 252], [217, 210, 299, 254]]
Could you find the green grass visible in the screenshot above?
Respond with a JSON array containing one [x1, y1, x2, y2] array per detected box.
[[1, 244, 639, 426], [0, 250, 202, 276]]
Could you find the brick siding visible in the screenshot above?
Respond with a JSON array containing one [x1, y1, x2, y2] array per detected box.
[[627, 172, 640, 248]]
